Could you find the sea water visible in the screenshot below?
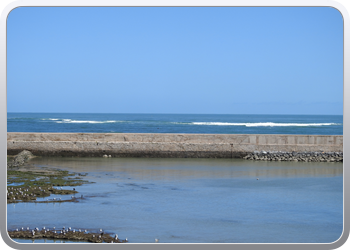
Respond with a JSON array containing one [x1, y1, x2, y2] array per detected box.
[[7, 157, 343, 243], [7, 113, 343, 135]]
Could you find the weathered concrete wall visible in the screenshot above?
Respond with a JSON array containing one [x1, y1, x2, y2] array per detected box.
[[7, 133, 343, 158]]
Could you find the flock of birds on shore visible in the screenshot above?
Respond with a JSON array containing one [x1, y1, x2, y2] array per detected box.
[[9, 226, 163, 243], [9, 226, 128, 243], [7, 185, 79, 203]]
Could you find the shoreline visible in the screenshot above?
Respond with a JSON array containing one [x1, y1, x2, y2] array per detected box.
[[8, 228, 126, 243]]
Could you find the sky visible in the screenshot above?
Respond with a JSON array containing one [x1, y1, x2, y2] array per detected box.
[[7, 7, 343, 115]]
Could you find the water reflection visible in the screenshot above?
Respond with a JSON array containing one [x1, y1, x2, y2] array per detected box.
[[32, 157, 343, 179]]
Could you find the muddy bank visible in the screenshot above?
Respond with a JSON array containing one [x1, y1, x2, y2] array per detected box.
[[8, 228, 127, 243], [7, 150, 91, 203]]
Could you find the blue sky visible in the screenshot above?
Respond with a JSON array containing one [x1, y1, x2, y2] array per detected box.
[[7, 7, 343, 115]]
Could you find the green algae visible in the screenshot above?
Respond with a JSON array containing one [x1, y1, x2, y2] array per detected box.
[[7, 158, 93, 204]]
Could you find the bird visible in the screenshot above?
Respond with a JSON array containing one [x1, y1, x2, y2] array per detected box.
[[256, 178, 259, 180], [115, 234, 118, 240], [155, 238, 159, 243]]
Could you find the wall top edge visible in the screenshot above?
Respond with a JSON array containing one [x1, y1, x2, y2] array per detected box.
[[7, 132, 343, 137]]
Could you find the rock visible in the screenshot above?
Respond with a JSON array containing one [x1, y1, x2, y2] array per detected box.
[[243, 150, 342, 163], [7, 150, 34, 169]]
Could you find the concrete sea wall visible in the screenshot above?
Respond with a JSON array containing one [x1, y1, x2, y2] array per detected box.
[[7, 133, 343, 159]]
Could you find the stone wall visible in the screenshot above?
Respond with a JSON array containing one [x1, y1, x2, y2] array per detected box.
[[7, 133, 343, 158]]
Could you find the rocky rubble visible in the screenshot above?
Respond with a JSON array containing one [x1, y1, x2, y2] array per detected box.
[[7, 150, 34, 169], [243, 151, 343, 162]]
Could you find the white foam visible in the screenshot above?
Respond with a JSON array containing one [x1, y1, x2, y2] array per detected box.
[[41, 118, 59, 121], [56, 119, 118, 124], [190, 122, 340, 127]]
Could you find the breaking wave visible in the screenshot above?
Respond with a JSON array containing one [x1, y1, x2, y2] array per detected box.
[[188, 122, 340, 127], [43, 119, 122, 124]]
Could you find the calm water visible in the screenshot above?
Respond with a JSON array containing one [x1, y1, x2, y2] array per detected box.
[[7, 113, 343, 135], [7, 157, 343, 243]]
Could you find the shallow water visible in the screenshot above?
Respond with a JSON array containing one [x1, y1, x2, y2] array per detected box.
[[7, 157, 343, 243]]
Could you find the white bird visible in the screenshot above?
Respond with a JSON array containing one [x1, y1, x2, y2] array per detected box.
[[155, 238, 159, 243], [115, 234, 118, 240]]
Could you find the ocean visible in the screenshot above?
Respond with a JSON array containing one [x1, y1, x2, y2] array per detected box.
[[7, 113, 343, 135]]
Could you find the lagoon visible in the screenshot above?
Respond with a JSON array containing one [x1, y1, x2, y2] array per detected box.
[[7, 157, 343, 243]]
